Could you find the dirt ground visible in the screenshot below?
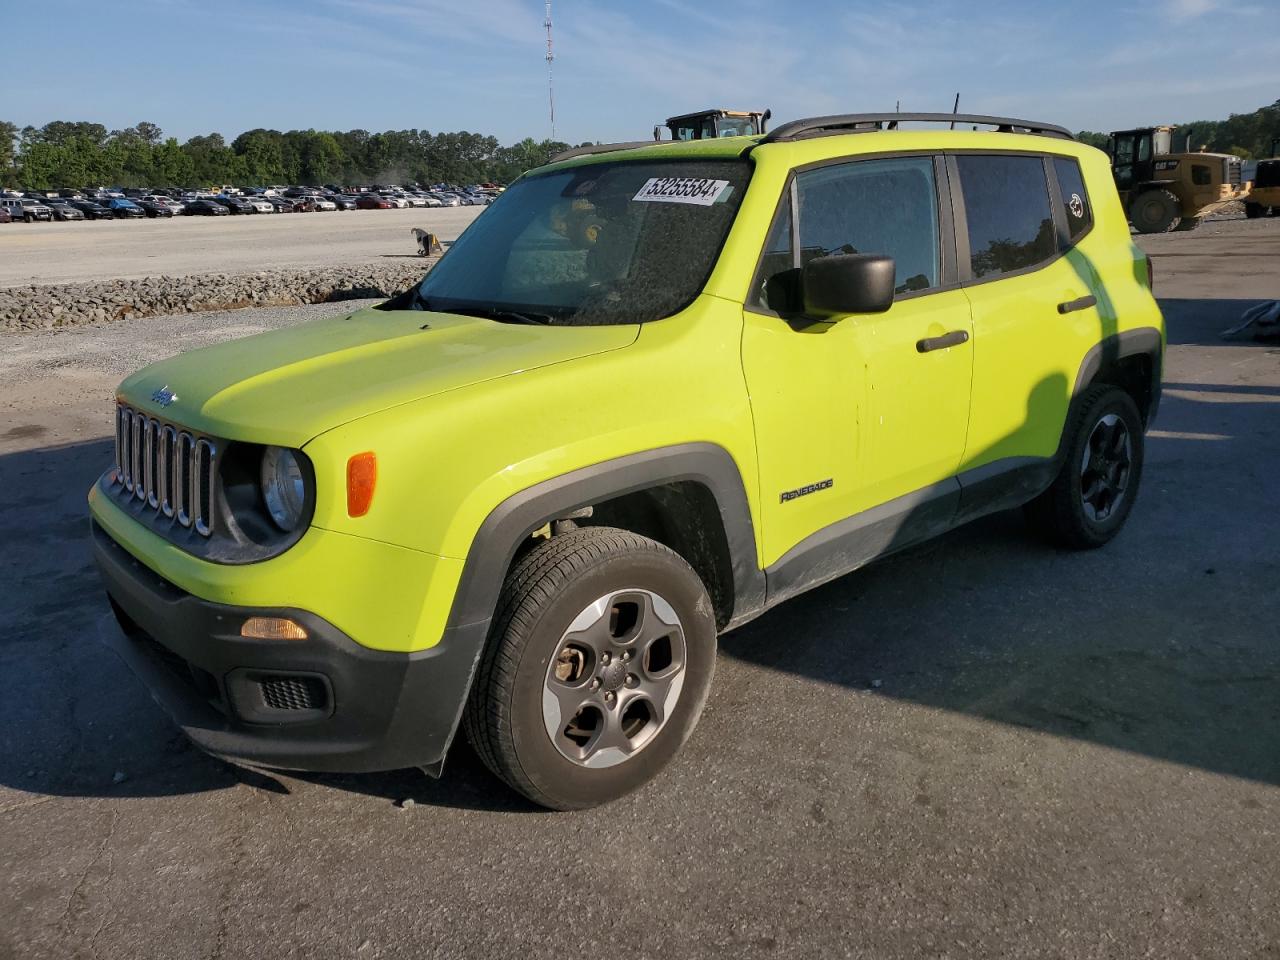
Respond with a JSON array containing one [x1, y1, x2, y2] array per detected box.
[[0, 217, 1277, 959], [0, 206, 482, 288]]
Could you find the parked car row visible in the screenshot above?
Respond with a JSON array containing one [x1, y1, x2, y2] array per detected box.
[[0, 181, 501, 224]]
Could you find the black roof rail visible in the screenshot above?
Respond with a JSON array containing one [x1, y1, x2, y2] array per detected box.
[[550, 141, 661, 164], [760, 112, 1074, 144]]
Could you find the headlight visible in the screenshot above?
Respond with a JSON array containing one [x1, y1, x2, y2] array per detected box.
[[261, 446, 306, 531]]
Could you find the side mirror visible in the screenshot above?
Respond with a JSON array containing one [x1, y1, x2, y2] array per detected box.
[[802, 254, 896, 317]]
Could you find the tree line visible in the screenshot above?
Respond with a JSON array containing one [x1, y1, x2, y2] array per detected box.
[[4, 100, 1275, 191], [0, 120, 584, 190], [1077, 99, 1279, 159]]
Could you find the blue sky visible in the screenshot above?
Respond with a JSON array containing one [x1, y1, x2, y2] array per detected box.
[[2, 0, 1276, 145]]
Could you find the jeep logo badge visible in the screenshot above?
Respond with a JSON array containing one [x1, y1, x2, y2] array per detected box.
[[151, 385, 179, 407]]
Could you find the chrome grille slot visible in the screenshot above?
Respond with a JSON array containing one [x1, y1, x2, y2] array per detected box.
[[144, 418, 159, 508], [159, 425, 176, 517], [193, 438, 216, 536], [117, 407, 134, 491], [175, 432, 194, 527], [131, 414, 144, 501], [111, 402, 216, 537]]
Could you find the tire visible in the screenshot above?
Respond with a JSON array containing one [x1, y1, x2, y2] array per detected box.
[[1024, 385, 1144, 550], [1129, 189, 1181, 233], [464, 526, 717, 810], [1245, 202, 1264, 219]]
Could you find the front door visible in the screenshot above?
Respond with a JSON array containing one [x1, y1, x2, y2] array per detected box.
[[741, 154, 973, 570]]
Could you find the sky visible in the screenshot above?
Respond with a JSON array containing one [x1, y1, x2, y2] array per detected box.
[[2, 0, 1276, 146]]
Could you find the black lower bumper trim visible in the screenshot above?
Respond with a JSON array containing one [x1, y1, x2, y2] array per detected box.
[[91, 519, 489, 774]]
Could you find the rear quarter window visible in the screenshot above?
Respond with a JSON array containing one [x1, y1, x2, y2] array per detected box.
[[1053, 156, 1092, 244]]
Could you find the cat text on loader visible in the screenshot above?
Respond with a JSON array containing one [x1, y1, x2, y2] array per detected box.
[[1244, 137, 1280, 220], [1110, 125, 1249, 233], [653, 108, 771, 142]]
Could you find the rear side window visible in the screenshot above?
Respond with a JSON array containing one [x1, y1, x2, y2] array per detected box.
[[956, 155, 1057, 280], [1053, 156, 1092, 244]]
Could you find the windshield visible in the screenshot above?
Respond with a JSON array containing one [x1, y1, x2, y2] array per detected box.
[[414, 158, 749, 326]]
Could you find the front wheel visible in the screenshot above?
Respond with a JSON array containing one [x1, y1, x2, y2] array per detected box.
[[464, 527, 716, 810], [1024, 385, 1145, 549]]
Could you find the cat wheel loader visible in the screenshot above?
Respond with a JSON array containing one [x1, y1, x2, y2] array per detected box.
[[1110, 125, 1249, 233]]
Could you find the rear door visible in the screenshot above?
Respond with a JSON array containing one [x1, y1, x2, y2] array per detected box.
[[951, 152, 1103, 505]]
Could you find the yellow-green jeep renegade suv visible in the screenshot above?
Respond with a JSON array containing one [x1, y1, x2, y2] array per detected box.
[[90, 113, 1163, 809]]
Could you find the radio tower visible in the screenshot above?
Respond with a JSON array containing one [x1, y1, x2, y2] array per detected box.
[[544, 0, 556, 140]]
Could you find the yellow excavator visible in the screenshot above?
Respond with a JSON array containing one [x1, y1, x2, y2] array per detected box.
[[1110, 125, 1249, 233], [653, 108, 772, 142], [1244, 137, 1280, 219]]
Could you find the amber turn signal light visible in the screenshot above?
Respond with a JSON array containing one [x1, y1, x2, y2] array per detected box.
[[240, 616, 308, 641], [347, 451, 377, 517]]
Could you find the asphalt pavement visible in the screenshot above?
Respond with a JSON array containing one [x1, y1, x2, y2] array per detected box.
[[0, 219, 1277, 959]]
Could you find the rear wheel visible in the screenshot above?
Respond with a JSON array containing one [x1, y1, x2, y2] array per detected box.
[[1024, 385, 1144, 549], [1245, 202, 1265, 219], [464, 527, 716, 810], [1129, 189, 1181, 233]]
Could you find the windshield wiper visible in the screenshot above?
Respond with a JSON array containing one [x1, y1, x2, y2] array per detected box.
[[412, 291, 554, 325], [440, 304, 553, 325]]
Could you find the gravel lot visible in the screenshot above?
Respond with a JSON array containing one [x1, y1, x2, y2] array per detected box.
[[0, 206, 481, 288], [1, 219, 1278, 959]]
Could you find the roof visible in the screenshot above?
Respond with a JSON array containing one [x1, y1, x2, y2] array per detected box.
[[545, 135, 760, 170], [546, 126, 1089, 178]]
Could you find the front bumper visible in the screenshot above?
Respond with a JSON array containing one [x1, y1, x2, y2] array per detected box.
[[92, 519, 488, 773]]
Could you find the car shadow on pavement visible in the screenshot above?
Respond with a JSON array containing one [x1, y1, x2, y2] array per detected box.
[[1160, 296, 1280, 346], [718, 343, 1280, 789], [1, 296, 1276, 808]]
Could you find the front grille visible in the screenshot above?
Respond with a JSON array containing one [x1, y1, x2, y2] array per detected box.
[[260, 676, 327, 711], [113, 402, 216, 536], [1226, 158, 1242, 186]]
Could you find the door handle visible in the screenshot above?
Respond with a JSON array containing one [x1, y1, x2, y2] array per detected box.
[[916, 330, 969, 353], [1057, 295, 1097, 315]]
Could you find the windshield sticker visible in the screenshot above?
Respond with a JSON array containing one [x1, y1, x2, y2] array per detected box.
[[633, 177, 732, 206]]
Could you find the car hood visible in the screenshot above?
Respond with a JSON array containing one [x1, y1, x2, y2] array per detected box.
[[116, 307, 640, 446]]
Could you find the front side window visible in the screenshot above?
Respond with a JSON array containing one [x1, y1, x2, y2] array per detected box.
[[751, 155, 941, 310], [415, 159, 749, 326], [956, 155, 1057, 279]]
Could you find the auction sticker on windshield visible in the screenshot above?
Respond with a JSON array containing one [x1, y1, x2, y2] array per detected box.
[[633, 177, 732, 206]]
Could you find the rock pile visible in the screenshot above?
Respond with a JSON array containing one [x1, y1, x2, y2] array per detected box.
[[0, 260, 437, 331]]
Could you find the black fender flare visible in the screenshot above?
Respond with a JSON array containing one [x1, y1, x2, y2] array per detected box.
[[446, 442, 764, 630], [417, 442, 764, 774], [1072, 327, 1164, 425]]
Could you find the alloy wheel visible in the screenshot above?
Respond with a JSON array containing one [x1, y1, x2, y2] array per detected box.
[[542, 588, 687, 769], [1080, 413, 1132, 522]]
